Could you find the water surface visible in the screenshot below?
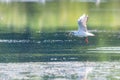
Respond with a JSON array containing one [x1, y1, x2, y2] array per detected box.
[[0, 30, 120, 80], [0, 30, 120, 62], [0, 62, 120, 80]]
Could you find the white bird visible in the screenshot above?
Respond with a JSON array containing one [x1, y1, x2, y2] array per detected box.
[[70, 14, 94, 43], [72, 14, 94, 37]]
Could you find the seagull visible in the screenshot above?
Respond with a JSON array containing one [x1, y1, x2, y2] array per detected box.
[[70, 14, 95, 43]]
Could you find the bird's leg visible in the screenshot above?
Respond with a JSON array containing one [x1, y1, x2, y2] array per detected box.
[[85, 37, 88, 43]]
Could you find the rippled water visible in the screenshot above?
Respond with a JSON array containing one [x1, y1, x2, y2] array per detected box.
[[0, 31, 120, 62], [0, 62, 120, 80], [0, 30, 120, 80]]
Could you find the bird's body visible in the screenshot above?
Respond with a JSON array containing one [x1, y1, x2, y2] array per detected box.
[[71, 14, 94, 37], [72, 30, 94, 37]]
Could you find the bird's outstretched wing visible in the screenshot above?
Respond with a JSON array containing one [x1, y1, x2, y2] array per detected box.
[[78, 14, 88, 32]]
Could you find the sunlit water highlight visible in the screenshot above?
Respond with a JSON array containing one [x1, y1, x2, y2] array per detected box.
[[0, 62, 120, 80]]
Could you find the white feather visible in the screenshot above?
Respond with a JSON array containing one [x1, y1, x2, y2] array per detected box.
[[71, 14, 94, 37]]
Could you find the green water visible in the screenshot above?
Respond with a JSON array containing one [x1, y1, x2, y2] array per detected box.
[[0, 0, 120, 62], [0, 31, 120, 62]]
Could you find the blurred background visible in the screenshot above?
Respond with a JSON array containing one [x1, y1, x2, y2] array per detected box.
[[0, 0, 120, 33]]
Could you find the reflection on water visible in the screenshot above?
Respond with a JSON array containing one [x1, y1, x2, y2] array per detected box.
[[0, 62, 120, 80], [88, 47, 120, 53], [0, 31, 120, 80], [0, 30, 120, 62]]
